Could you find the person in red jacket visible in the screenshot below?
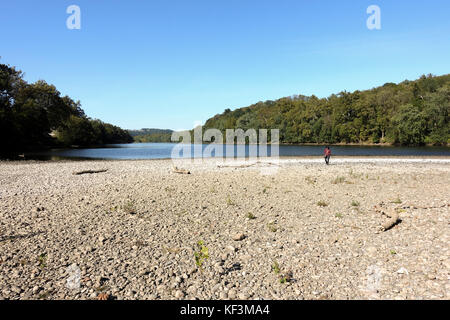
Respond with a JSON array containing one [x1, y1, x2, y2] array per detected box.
[[324, 147, 331, 165]]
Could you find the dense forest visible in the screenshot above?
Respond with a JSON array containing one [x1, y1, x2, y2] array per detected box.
[[129, 128, 174, 143], [204, 74, 450, 146], [0, 62, 133, 152]]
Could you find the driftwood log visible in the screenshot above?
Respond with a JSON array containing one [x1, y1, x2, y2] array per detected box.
[[381, 211, 401, 232], [217, 161, 280, 169], [173, 167, 190, 174], [73, 169, 108, 175]]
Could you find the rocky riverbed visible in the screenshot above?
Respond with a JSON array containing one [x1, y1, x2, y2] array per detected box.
[[0, 158, 449, 300]]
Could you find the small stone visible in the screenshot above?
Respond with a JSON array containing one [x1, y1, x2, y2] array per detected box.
[[238, 293, 248, 300], [220, 292, 228, 299], [174, 290, 185, 298], [396, 267, 409, 275], [138, 269, 149, 276], [228, 289, 237, 299], [233, 233, 246, 241], [226, 245, 237, 252]]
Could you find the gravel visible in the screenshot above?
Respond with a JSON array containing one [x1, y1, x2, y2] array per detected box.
[[0, 157, 449, 300]]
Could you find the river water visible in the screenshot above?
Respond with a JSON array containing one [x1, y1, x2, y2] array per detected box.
[[23, 143, 450, 160]]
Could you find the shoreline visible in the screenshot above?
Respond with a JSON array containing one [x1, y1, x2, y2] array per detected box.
[[2, 155, 450, 165]]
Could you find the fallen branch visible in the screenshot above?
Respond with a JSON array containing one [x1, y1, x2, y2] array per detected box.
[[380, 212, 401, 232], [218, 161, 282, 169], [405, 203, 449, 210], [173, 167, 190, 174], [217, 162, 259, 169], [73, 169, 108, 175]]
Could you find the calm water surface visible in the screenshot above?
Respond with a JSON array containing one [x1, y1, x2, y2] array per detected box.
[[24, 143, 450, 160]]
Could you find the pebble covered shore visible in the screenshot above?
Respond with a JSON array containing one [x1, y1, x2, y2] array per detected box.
[[0, 158, 449, 300]]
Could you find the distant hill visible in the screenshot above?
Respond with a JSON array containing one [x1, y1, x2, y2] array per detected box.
[[203, 74, 450, 146], [129, 128, 174, 143]]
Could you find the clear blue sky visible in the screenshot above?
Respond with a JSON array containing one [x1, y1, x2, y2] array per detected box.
[[1, 0, 449, 130]]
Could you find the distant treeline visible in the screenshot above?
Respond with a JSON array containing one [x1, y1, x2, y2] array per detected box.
[[204, 74, 450, 146], [129, 128, 174, 143], [0, 62, 133, 152]]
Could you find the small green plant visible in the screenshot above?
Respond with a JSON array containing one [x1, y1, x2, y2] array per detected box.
[[272, 260, 281, 274], [272, 260, 292, 284], [38, 291, 50, 300], [226, 195, 235, 206], [123, 200, 136, 214], [390, 250, 397, 255], [38, 253, 47, 269], [317, 200, 328, 207], [262, 188, 268, 194], [267, 222, 278, 232], [335, 213, 343, 218], [279, 277, 288, 284], [305, 176, 316, 185], [194, 240, 209, 271], [391, 197, 402, 204], [332, 176, 346, 184], [246, 212, 256, 220], [351, 200, 360, 207], [349, 169, 362, 179], [95, 285, 108, 293]]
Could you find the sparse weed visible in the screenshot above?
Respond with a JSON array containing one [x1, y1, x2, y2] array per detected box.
[[272, 261, 281, 274], [194, 240, 209, 271], [272, 260, 292, 284], [305, 176, 316, 185], [226, 195, 235, 206], [38, 253, 47, 269], [246, 212, 256, 220], [332, 176, 346, 184], [267, 222, 278, 232], [351, 200, 360, 207], [38, 291, 50, 300], [391, 197, 402, 204], [317, 200, 328, 207], [123, 200, 137, 215], [335, 213, 343, 218], [95, 285, 108, 293]]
